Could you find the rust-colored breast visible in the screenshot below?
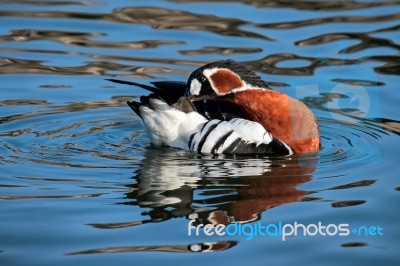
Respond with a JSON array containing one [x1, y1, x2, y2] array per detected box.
[[233, 90, 320, 153]]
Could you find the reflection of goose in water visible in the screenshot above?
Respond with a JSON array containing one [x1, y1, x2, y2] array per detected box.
[[123, 147, 316, 225], [67, 241, 237, 255]]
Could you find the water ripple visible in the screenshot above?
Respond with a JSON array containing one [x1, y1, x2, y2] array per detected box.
[[0, 29, 185, 49], [172, 0, 400, 11], [257, 13, 400, 29]]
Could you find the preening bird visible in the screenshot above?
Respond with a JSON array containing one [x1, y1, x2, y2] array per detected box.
[[108, 60, 320, 155]]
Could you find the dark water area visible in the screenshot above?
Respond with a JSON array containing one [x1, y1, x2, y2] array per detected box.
[[0, 1, 399, 265]]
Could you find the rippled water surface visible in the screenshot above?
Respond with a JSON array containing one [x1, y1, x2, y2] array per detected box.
[[1, 1, 400, 265]]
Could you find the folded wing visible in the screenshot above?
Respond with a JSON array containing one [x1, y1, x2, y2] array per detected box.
[[107, 79, 247, 121]]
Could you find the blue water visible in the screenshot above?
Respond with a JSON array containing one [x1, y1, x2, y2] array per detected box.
[[1, 1, 399, 265]]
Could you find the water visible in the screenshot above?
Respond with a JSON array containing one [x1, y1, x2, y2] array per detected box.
[[1, 1, 399, 265]]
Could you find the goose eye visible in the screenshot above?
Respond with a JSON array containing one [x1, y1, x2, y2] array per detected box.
[[198, 75, 206, 83]]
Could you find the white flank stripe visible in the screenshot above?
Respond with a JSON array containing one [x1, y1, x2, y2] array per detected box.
[[281, 142, 294, 156], [200, 121, 230, 153], [216, 131, 241, 154], [192, 118, 275, 154], [191, 120, 220, 151], [228, 118, 273, 144]]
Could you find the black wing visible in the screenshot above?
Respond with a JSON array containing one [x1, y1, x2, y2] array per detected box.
[[192, 99, 248, 121], [106, 79, 186, 105], [107, 78, 247, 121]]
